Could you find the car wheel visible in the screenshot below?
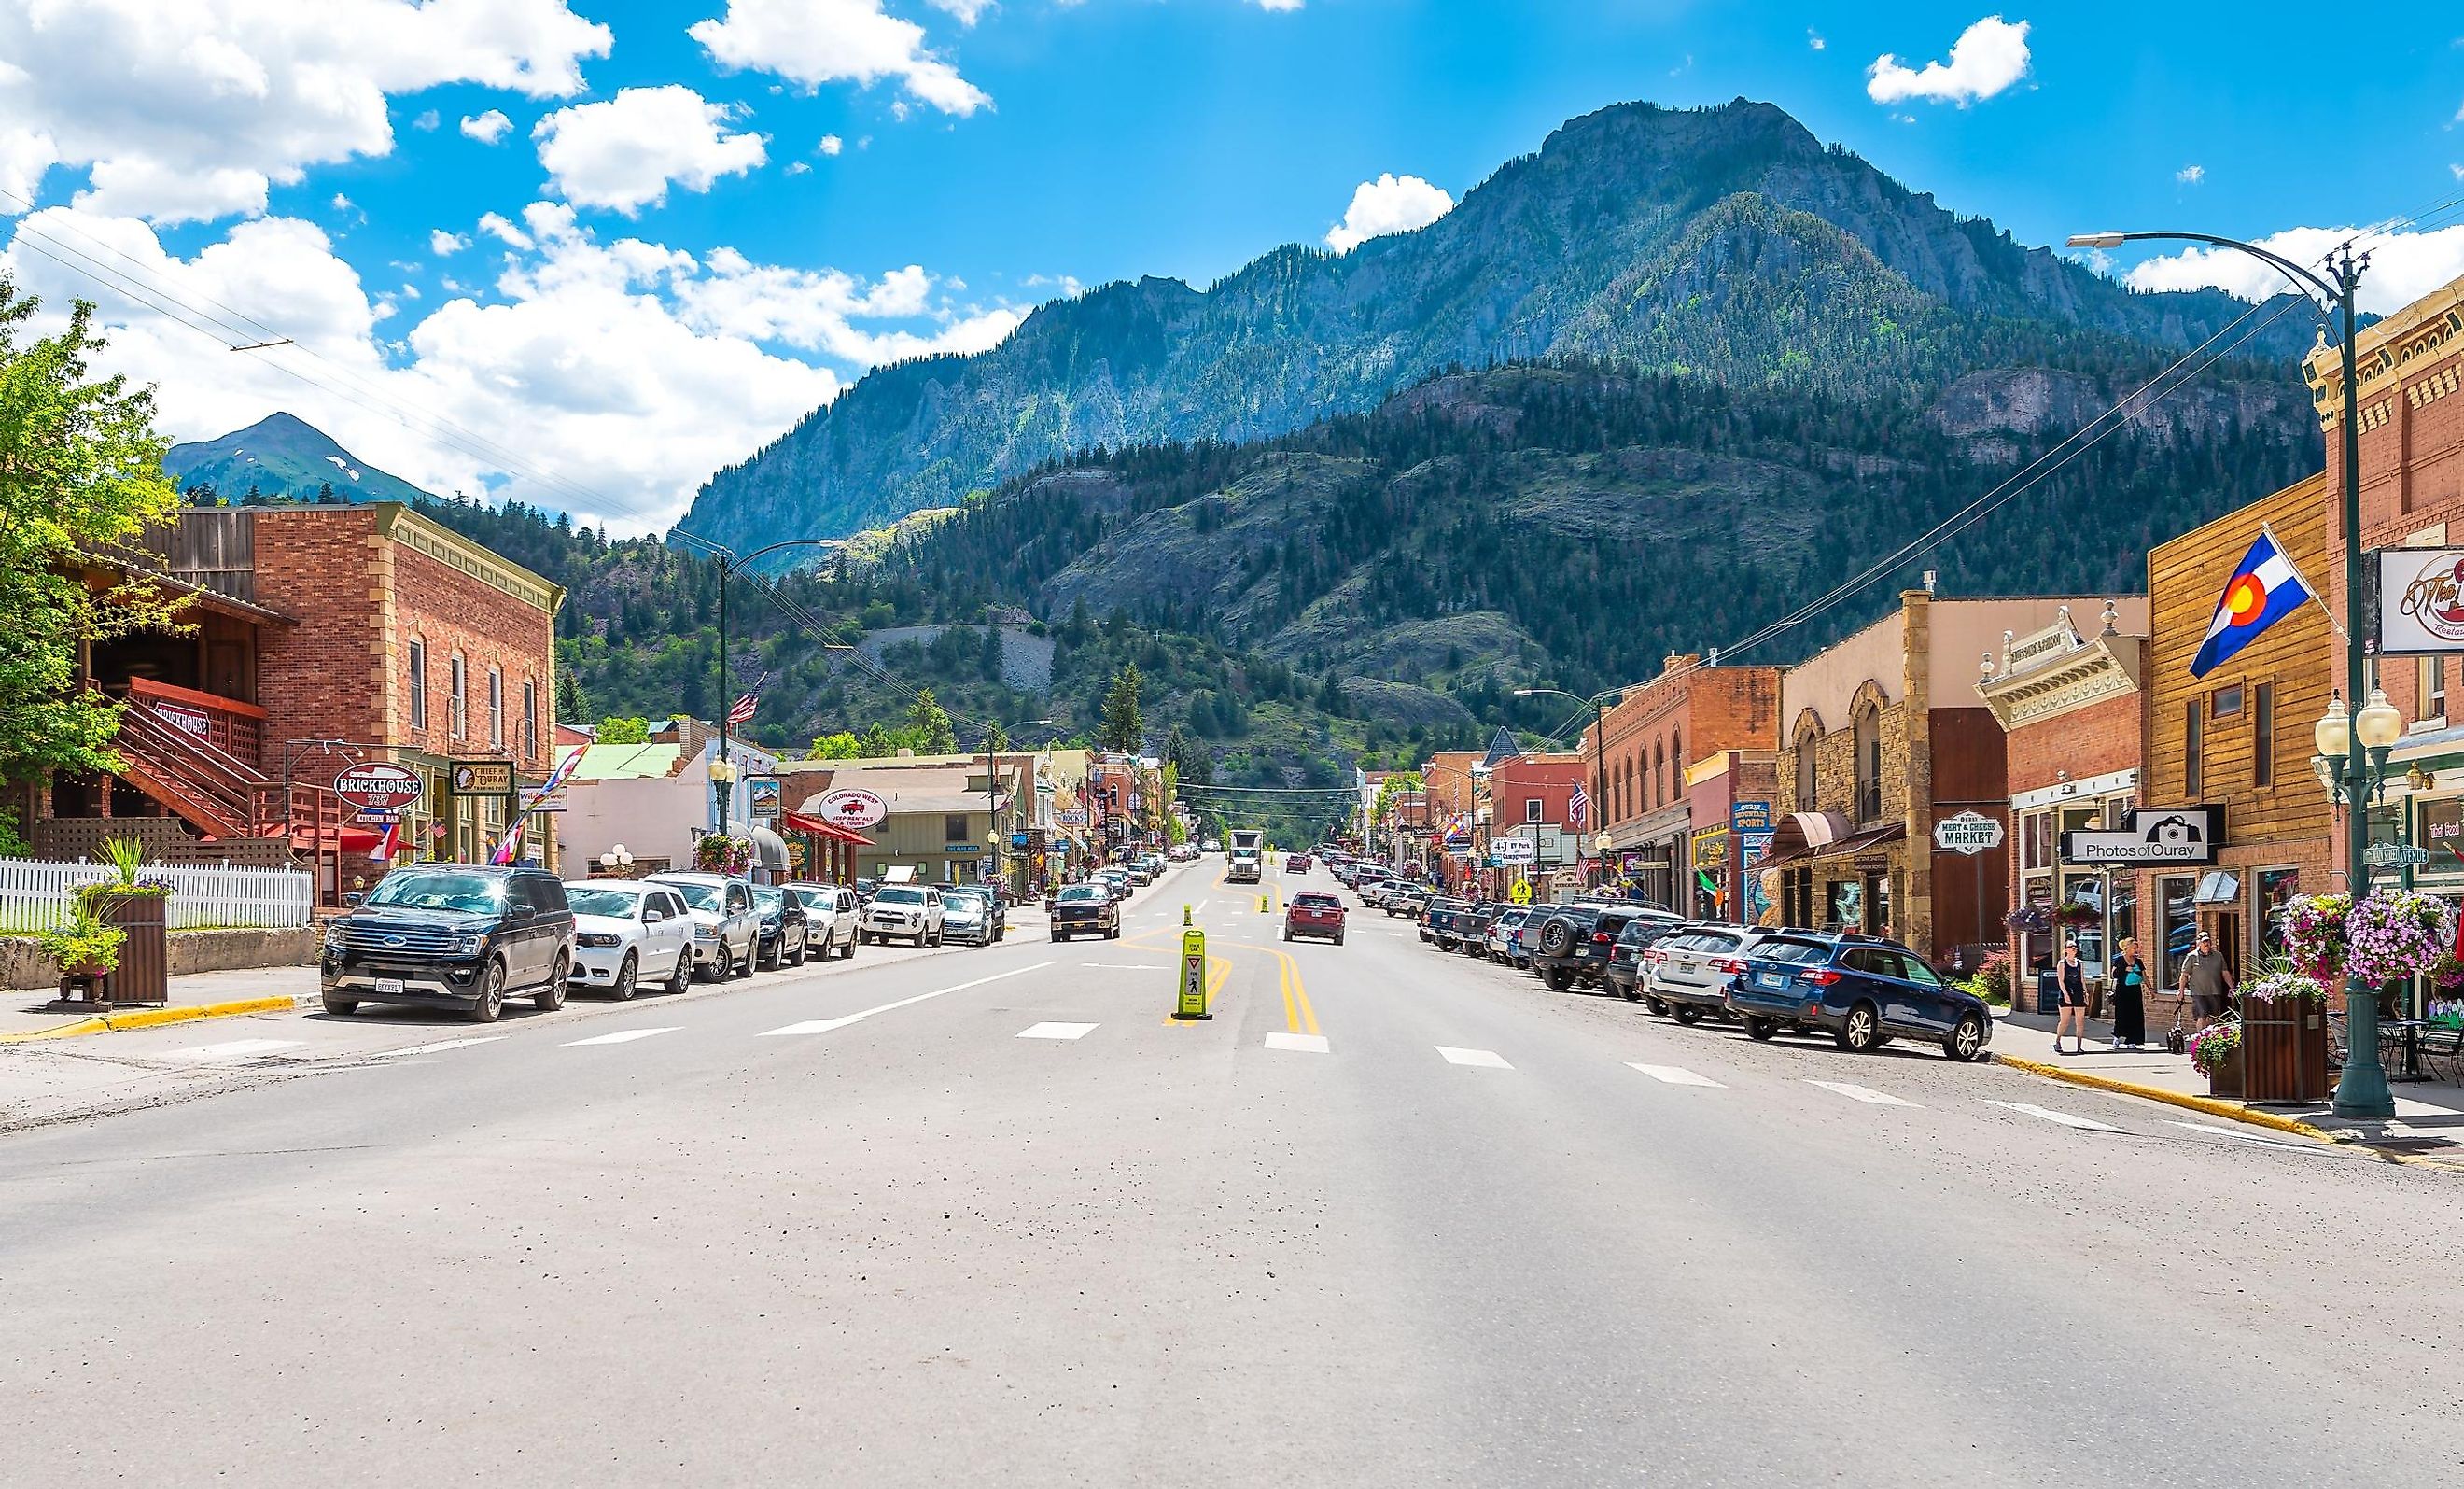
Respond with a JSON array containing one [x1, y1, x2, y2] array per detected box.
[[1673, 1004, 1706, 1025], [1745, 1017, 1778, 1042], [1052, 932, 1067, 942], [1543, 966, 1575, 991], [610, 950, 638, 1001], [841, 932, 858, 960], [1334, 932, 1344, 946], [665, 948, 691, 994], [1645, 997, 1667, 1016], [322, 993, 358, 1015], [1619, 982, 1641, 1002], [696, 947, 724, 984], [467, 960, 505, 1023], [1107, 925, 1121, 940], [789, 934, 807, 967], [1283, 926, 1294, 941], [1946, 1013, 1987, 1062], [1838, 1003, 1880, 1053], [535, 954, 569, 1011]]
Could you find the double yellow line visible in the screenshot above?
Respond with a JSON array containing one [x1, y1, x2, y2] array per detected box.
[[1121, 922, 1313, 1032]]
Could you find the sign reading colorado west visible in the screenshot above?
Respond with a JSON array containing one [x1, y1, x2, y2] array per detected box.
[[814, 787, 889, 831], [2375, 547, 2464, 654], [334, 762, 423, 811], [1933, 810, 2006, 856], [2060, 806, 2225, 866]]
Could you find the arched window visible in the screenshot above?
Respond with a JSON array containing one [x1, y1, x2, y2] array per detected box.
[[1797, 744, 1816, 810], [1650, 742, 1663, 808], [1854, 703, 1883, 824]]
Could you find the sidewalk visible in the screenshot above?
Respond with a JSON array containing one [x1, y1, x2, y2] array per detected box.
[[1992, 1007, 2464, 1157], [3, 963, 317, 1041]]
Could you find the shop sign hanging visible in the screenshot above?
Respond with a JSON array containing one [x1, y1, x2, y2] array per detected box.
[[1933, 810, 2005, 856], [2059, 806, 2224, 866]]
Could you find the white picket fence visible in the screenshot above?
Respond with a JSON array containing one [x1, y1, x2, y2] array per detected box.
[[0, 858, 315, 934]]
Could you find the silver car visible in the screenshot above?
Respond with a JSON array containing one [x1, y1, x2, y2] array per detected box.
[[1646, 925, 1758, 1023], [1484, 907, 1531, 966]]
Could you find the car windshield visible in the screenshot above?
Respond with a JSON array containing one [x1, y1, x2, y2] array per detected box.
[[1294, 893, 1339, 907], [663, 881, 724, 913], [364, 870, 503, 915], [1757, 937, 1834, 965], [1057, 885, 1108, 903], [876, 886, 926, 906], [564, 886, 643, 918], [945, 898, 982, 918], [753, 887, 784, 912]]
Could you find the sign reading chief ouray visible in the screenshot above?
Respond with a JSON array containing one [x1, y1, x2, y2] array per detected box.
[[2059, 806, 2224, 866]]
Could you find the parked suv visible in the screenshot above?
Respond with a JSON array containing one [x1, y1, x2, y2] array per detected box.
[[751, 885, 811, 970], [1597, 911, 1690, 1002], [1529, 904, 1662, 992], [562, 878, 694, 1000], [784, 881, 862, 960], [322, 864, 577, 1021], [1484, 906, 1531, 966], [862, 883, 945, 947], [1641, 923, 1759, 1021], [1726, 933, 1993, 1061], [648, 872, 762, 982]]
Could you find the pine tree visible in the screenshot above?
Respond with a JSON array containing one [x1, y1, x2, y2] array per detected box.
[[1099, 664, 1144, 752], [903, 688, 958, 753]]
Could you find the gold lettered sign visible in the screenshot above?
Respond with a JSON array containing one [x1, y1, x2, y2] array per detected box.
[[449, 759, 514, 795]]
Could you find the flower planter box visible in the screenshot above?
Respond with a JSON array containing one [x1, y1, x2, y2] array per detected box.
[[2205, 1050, 2245, 1100], [91, 890, 169, 1007], [2241, 999, 2331, 1103]]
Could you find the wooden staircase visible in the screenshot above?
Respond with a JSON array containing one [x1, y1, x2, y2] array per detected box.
[[108, 699, 276, 841]]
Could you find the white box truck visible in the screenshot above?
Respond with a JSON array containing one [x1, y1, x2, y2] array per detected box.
[[1226, 828, 1264, 884]]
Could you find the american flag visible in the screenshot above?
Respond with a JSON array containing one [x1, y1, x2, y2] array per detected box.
[[1569, 781, 1589, 826], [726, 693, 758, 725]]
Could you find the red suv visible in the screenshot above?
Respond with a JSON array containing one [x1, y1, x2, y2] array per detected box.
[[1287, 853, 1312, 873], [1283, 892, 1346, 945]]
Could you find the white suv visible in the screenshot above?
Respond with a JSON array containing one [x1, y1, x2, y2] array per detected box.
[[646, 872, 761, 982], [861, 884, 945, 947]]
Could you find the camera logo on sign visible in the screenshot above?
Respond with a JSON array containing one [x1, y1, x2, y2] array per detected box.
[[2142, 813, 2204, 849]]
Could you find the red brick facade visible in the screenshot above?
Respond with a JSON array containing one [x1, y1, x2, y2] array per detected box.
[[2003, 692, 2140, 797], [1592, 657, 1782, 834]]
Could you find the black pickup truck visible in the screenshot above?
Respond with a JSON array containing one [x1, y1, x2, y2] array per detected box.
[[1421, 897, 1495, 954]]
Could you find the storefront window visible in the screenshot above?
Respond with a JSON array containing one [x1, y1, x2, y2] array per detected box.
[[1827, 878, 1862, 931], [2061, 872, 2105, 976], [2159, 875, 2197, 987], [2109, 875, 2138, 964], [2257, 868, 2301, 961]]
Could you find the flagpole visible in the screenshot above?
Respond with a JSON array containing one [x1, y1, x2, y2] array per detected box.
[[2260, 520, 2350, 641]]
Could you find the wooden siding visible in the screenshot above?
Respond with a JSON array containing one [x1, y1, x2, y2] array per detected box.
[[2145, 473, 2332, 848]]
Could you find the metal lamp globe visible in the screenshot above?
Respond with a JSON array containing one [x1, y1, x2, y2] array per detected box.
[[2354, 688, 2403, 752], [2314, 694, 2351, 759]]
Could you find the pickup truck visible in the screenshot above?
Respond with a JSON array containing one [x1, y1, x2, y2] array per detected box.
[[1421, 897, 1495, 955]]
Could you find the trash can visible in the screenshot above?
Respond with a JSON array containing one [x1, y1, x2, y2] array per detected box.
[[94, 891, 170, 1007]]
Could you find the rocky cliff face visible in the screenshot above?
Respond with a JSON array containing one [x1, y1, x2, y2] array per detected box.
[[1926, 368, 2313, 461]]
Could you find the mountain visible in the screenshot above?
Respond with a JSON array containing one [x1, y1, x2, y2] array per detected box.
[[678, 96, 2315, 548], [163, 412, 434, 506]]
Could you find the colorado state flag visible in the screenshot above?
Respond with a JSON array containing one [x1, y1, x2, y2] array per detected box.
[[2190, 530, 2312, 678]]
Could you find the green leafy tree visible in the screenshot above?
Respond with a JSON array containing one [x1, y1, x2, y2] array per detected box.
[[555, 664, 586, 723], [902, 688, 958, 753], [0, 281, 183, 785], [1099, 664, 1144, 752], [808, 730, 864, 759], [856, 722, 895, 757], [596, 716, 651, 744], [1164, 723, 1211, 786]]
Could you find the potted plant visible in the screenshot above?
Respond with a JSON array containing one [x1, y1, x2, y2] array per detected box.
[[2189, 1019, 2244, 1098], [695, 833, 754, 876], [1965, 948, 2014, 1010], [2342, 887, 2454, 988], [35, 906, 126, 980]]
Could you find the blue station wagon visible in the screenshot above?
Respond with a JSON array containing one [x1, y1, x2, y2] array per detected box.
[[1725, 933, 1994, 1062]]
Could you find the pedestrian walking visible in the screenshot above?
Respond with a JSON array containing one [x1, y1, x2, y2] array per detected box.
[[2178, 930, 2235, 1034], [2055, 940, 2090, 1054], [2111, 937, 2149, 1050]]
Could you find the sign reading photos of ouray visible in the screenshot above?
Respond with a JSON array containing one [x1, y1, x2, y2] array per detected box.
[[2059, 806, 2225, 866]]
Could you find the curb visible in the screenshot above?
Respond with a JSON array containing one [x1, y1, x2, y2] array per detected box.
[[0, 995, 302, 1044]]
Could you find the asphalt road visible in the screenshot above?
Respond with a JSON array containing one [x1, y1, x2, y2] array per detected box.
[[2, 861, 2457, 1487]]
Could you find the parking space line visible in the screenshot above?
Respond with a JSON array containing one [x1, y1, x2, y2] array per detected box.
[[168, 1039, 304, 1062], [2166, 1120, 2331, 1153], [1805, 1079, 1919, 1107], [1435, 1046, 1512, 1069], [1989, 1100, 2123, 1131], [1017, 1021, 1098, 1040], [563, 1027, 680, 1047], [1628, 1062, 1725, 1088], [1265, 1032, 1330, 1053]]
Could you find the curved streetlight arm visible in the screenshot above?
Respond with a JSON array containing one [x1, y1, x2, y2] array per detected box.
[[2066, 230, 2350, 314]]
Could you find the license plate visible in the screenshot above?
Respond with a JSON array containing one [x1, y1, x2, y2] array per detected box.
[[374, 977, 405, 995], [1755, 972, 1785, 990]]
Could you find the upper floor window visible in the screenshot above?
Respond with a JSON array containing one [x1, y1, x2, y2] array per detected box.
[[1853, 707, 1882, 824], [2185, 699, 2204, 798], [944, 814, 970, 843], [1795, 737, 1816, 809], [521, 680, 538, 762], [487, 667, 504, 750], [1525, 797, 1543, 823], [2420, 657, 2446, 723], [2253, 683, 2275, 789], [448, 653, 467, 739], [408, 638, 427, 732]]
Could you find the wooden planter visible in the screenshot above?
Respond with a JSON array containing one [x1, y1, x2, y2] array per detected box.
[[2204, 1047, 2245, 1099], [2240, 996, 2331, 1103], [91, 891, 170, 1008]]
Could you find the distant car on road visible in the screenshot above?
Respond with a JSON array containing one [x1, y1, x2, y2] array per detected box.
[[647, 871, 761, 983], [1286, 852, 1312, 873], [1725, 932, 1992, 1061], [861, 884, 945, 948], [563, 879, 693, 999], [942, 885, 1005, 945], [1283, 891, 1346, 945], [751, 884, 811, 970], [322, 864, 578, 1021], [1049, 882, 1121, 941], [783, 881, 862, 961]]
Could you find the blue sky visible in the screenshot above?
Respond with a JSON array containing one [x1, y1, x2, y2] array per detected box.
[[3, 2, 2460, 533]]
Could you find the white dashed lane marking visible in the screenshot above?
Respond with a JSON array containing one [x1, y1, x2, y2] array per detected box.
[[1265, 1032, 1330, 1053], [1990, 1100, 2122, 1131], [755, 962, 1053, 1038], [168, 1039, 304, 1062], [1805, 1079, 1919, 1107], [563, 1027, 680, 1047], [1018, 1022, 1098, 1040], [1628, 1062, 1725, 1088], [1435, 1047, 1512, 1069], [2167, 1120, 2332, 1153], [371, 1036, 506, 1058]]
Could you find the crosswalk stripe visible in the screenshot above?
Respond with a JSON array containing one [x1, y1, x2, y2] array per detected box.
[[371, 1036, 506, 1057], [1805, 1079, 1919, 1106], [2166, 1120, 2328, 1152], [1017, 1021, 1098, 1040], [1990, 1100, 2122, 1131], [168, 1038, 303, 1062], [1265, 1032, 1330, 1053], [562, 1027, 680, 1047], [754, 962, 1055, 1039], [1435, 1046, 1512, 1069], [1628, 1062, 1725, 1088]]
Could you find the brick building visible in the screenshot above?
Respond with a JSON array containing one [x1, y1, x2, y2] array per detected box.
[[1684, 749, 1778, 922], [1479, 752, 1585, 896], [1764, 592, 2111, 965], [1976, 597, 2152, 1009], [1586, 655, 1781, 909]]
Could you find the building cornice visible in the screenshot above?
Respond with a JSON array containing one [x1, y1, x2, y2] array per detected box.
[[2303, 274, 2464, 431], [1976, 631, 2143, 729]]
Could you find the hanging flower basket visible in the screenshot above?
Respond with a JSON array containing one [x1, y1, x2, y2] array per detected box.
[[2003, 906, 2051, 934], [695, 834, 754, 876], [2278, 892, 2352, 985], [2343, 887, 2453, 988], [2052, 902, 2100, 930]]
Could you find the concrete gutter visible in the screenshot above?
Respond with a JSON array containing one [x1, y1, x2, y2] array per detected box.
[[1994, 1051, 2461, 1171], [0, 995, 301, 1044]]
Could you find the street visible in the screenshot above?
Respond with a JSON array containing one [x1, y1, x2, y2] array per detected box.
[[2, 857, 2456, 1487]]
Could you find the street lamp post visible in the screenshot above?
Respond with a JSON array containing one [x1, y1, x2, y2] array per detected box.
[[1516, 686, 1628, 892], [707, 538, 837, 836], [2069, 228, 2388, 1117]]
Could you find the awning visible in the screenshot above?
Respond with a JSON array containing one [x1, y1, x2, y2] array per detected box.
[[1757, 818, 1905, 870], [781, 810, 873, 846]]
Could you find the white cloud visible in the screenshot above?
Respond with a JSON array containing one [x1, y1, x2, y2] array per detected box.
[[1866, 16, 2031, 106], [1252, 0, 1305, 10], [819, 133, 845, 156], [532, 85, 768, 215], [0, 0, 610, 223], [2453, 163, 2464, 181], [785, 161, 811, 176], [2122, 223, 2464, 318], [411, 109, 441, 132], [1808, 29, 1826, 51], [1324, 173, 1455, 254], [2, 204, 1028, 533], [927, 0, 996, 22], [2176, 163, 2205, 185], [460, 109, 513, 144], [431, 229, 468, 255], [477, 211, 533, 248], [691, 0, 991, 118]]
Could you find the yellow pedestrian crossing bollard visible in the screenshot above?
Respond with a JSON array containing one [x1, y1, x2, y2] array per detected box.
[[1174, 926, 1210, 1020], [1259, 893, 1268, 914]]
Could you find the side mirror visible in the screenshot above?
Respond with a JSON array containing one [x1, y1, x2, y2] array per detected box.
[[643, 907, 665, 923], [343, 892, 362, 906]]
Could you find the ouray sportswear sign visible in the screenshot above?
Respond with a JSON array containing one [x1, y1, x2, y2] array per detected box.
[[2059, 806, 2224, 866]]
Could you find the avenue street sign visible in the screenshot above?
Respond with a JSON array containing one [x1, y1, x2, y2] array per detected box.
[[1933, 810, 2005, 856], [333, 762, 422, 811], [2363, 842, 2432, 869]]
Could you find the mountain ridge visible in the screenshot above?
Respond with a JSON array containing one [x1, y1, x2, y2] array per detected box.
[[162, 411, 435, 506]]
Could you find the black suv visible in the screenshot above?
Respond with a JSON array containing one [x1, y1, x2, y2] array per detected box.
[[752, 884, 811, 969], [1598, 911, 1690, 1001], [321, 864, 577, 1022], [1530, 904, 1656, 992]]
